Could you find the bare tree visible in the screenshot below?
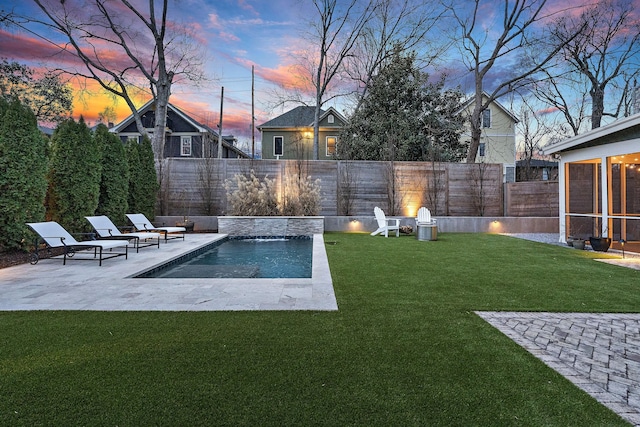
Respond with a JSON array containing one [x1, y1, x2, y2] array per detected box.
[[529, 68, 591, 136], [447, 0, 581, 163], [15, 0, 205, 160], [470, 161, 490, 216], [304, 0, 376, 159], [0, 59, 73, 123], [547, 0, 640, 129], [424, 162, 446, 215], [516, 99, 553, 181], [345, 0, 446, 112], [196, 158, 223, 216], [337, 160, 359, 215]]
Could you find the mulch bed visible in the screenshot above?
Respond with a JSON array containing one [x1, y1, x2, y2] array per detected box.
[[1, 247, 68, 269], [0, 250, 32, 269]]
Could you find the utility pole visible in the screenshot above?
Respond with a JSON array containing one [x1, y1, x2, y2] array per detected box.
[[218, 86, 224, 159], [251, 65, 255, 159]]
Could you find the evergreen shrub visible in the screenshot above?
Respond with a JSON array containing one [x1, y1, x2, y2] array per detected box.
[[95, 124, 129, 225], [0, 98, 48, 250], [47, 118, 102, 232]]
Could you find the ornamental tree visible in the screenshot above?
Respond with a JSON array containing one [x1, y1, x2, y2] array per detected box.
[[338, 50, 465, 161]]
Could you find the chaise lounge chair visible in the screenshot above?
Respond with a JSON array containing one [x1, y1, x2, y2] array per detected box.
[[86, 215, 161, 252], [370, 206, 400, 237], [27, 221, 129, 266], [126, 213, 186, 241]]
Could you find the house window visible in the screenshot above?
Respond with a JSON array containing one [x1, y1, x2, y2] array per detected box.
[[181, 136, 192, 156], [543, 168, 549, 181], [479, 142, 486, 157], [274, 136, 283, 157], [505, 166, 515, 183], [482, 108, 491, 128], [127, 136, 141, 144], [328, 114, 334, 124], [326, 136, 337, 156]]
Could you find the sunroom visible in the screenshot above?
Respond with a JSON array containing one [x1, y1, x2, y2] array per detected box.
[[543, 114, 640, 253]]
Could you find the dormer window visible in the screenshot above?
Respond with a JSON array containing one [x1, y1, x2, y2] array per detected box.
[[328, 114, 334, 124], [181, 136, 192, 156]]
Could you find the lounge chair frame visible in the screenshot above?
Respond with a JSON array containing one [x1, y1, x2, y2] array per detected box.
[[86, 215, 161, 252], [126, 213, 186, 242], [27, 222, 129, 266]]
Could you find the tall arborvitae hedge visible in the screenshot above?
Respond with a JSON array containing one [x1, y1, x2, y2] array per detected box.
[[0, 98, 48, 250], [95, 124, 129, 225], [126, 136, 158, 219], [48, 117, 102, 232]]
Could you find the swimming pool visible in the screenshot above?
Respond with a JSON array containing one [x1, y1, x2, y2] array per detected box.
[[135, 236, 312, 279]]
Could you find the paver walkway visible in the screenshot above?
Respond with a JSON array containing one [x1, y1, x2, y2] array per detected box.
[[477, 312, 640, 426]]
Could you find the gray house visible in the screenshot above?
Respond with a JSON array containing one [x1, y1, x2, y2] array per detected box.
[[258, 106, 347, 160], [110, 100, 249, 159]]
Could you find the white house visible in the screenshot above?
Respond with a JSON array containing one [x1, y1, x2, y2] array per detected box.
[[543, 113, 640, 252], [459, 93, 519, 182]]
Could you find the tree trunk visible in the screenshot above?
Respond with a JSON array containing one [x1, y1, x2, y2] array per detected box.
[[465, 76, 484, 163], [591, 85, 605, 129], [466, 99, 483, 163], [313, 103, 321, 160]]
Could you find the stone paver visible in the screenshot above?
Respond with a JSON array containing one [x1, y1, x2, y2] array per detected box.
[[0, 233, 338, 311], [477, 311, 640, 426]]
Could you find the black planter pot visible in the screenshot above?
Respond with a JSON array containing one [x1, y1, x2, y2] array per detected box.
[[589, 237, 611, 252], [176, 221, 195, 233]]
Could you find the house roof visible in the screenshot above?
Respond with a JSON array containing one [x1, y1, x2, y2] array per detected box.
[[542, 112, 640, 155], [38, 125, 54, 136], [257, 106, 321, 129], [109, 99, 210, 134], [257, 106, 347, 129], [516, 159, 558, 168], [459, 92, 520, 124], [109, 99, 250, 158]]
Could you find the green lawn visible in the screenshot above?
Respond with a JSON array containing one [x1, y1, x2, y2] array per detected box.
[[1, 233, 638, 426]]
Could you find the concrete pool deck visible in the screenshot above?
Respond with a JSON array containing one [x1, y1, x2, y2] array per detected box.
[[0, 233, 338, 311]]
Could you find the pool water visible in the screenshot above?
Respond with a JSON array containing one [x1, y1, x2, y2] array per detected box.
[[140, 237, 313, 279]]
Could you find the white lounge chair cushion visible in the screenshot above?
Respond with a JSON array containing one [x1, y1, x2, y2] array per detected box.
[[86, 215, 161, 240], [27, 221, 129, 249], [126, 213, 186, 233]]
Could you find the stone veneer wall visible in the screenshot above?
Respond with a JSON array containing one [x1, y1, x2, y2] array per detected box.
[[218, 216, 324, 236]]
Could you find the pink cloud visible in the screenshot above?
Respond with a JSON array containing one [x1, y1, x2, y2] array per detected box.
[[237, 0, 259, 16], [208, 13, 241, 42], [208, 13, 223, 30], [0, 30, 79, 65], [219, 31, 241, 43], [170, 98, 256, 141], [537, 106, 559, 115], [233, 56, 313, 94]]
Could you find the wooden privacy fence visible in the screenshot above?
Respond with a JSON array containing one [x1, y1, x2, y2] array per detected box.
[[504, 181, 559, 217], [159, 158, 513, 217]]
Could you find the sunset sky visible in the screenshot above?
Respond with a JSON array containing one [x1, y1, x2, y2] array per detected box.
[[1, 0, 319, 152], [2, 0, 640, 154]]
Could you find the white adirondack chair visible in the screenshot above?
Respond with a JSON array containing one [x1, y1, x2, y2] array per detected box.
[[415, 207, 436, 227], [370, 206, 400, 237]]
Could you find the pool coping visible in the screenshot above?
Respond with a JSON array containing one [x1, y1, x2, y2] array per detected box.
[[0, 233, 338, 311]]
